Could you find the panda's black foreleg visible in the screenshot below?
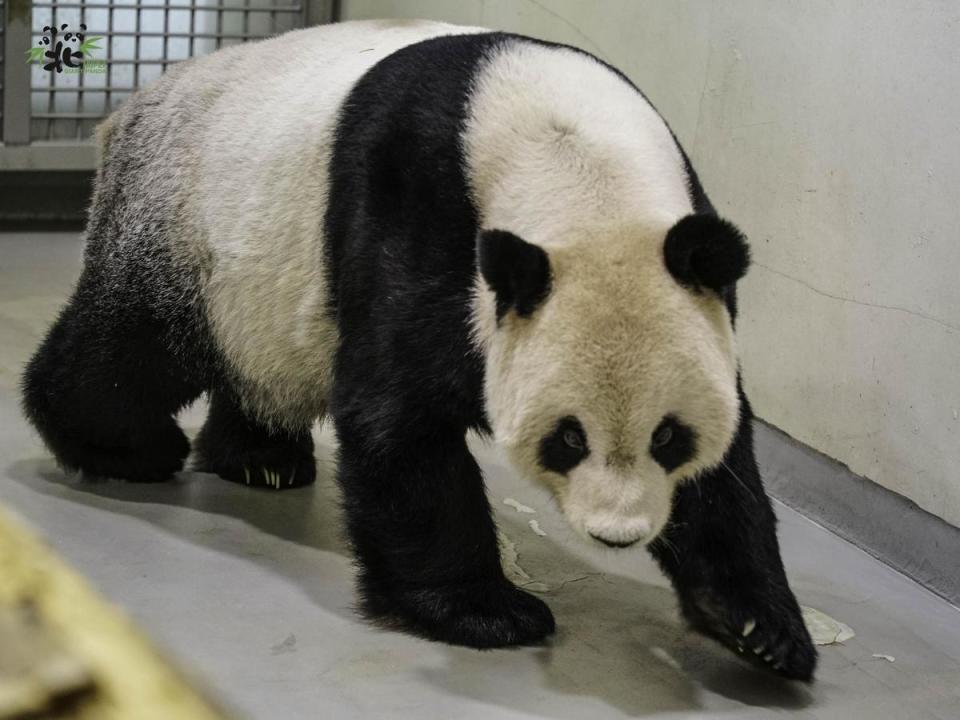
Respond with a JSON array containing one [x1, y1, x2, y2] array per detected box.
[[334, 420, 555, 648], [193, 389, 316, 490], [647, 386, 817, 681]]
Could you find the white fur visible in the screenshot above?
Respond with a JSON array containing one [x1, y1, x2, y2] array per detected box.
[[465, 41, 740, 545], [167, 20, 485, 427], [464, 41, 693, 246]]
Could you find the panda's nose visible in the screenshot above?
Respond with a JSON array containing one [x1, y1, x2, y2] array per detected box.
[[589, 533, 639, 548]]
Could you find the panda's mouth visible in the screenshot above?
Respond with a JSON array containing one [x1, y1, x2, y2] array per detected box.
[[588, 533, 639, 549], [581, 513, 654, 549]]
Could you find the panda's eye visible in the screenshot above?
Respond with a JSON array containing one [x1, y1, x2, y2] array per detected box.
[[563, 428, 585, 450], [539, 416, 590, 474], [650, 416, 696, 472], [651, 424, 673, 448]]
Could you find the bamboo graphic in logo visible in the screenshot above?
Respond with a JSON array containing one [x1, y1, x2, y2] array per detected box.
[[26, 23, 104, 73]]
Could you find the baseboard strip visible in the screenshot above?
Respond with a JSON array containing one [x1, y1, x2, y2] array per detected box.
[[754, 420, 960, 607]]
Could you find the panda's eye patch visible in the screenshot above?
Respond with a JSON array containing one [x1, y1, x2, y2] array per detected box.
[[539, 416, 589, 474], [649, 415, 696, 473]]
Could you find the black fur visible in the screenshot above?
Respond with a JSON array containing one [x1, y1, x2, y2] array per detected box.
[[22, 299, 194, 482], [478, 230, 553, 320], [649, 415, 696, 473], [193, 390, 316, 489], [663, 214, 751, 293], [325, 33, 554, 648], [648, 387, 817, 681], [538, 416, 589, 474]]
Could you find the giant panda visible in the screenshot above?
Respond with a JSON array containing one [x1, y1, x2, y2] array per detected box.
[[22, 19, 816, 679]]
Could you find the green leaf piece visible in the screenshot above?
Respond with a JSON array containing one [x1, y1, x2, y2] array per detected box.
[[25, 46, 46, 63], [79, 37, 104, 55]]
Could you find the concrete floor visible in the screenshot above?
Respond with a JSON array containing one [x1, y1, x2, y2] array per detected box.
[[1, 232, 959, 720]]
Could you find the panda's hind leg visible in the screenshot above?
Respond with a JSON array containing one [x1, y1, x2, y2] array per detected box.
[[22, 296, 202, 483], [193, 389, 316, 490]]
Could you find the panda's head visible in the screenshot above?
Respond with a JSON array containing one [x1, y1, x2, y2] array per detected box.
[[473, 214, 750, 548]]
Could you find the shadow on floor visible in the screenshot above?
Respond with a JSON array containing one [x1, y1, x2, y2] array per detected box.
[[7, 452, 815, 718]]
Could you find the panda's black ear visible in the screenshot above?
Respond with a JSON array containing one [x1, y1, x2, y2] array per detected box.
[[663, 214, 750, 292], [478, 230, 552, 321]]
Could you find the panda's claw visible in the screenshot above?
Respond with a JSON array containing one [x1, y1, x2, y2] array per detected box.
[[193, 416, 317, 491], [680, 585, 817, 681]]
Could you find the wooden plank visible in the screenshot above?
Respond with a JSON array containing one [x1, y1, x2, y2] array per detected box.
[[0, 507, 225, 720]]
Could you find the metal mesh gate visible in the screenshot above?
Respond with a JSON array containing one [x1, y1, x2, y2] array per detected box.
[[2, 0, 329, 168], [31, 0, 306, 141]]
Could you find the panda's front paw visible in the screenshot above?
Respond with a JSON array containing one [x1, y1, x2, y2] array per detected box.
[[363, 579, 556, 649], [681, 584, 817, 681]]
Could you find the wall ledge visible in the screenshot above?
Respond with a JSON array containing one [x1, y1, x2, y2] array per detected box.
[[755, 419, 960, 608]]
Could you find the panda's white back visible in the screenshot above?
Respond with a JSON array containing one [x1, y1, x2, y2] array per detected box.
[[464, 40, 692, 247]]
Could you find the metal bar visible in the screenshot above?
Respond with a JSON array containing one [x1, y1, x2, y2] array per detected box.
[[32, 84, 138, 92], [106, 0, 112, 114], [305, 0, 336, 27], [33, 111, 109, 118], [77, 0, 86, 139], [91, 30, 268, 40], [132, 2, 140, 92], [0, 140, 97, 170], [3, 0, 32, 144], [74, 57, 182, 65], [46, 4, 56, 140], [32, 2, 303, 11], [162, 0, 169, 71], [0, 0, 6, 132], [215, 0, 222, 51], [188, 1, 194, 57]]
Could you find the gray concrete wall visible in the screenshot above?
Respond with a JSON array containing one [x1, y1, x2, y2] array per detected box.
[[339, 0, 960, 527]]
